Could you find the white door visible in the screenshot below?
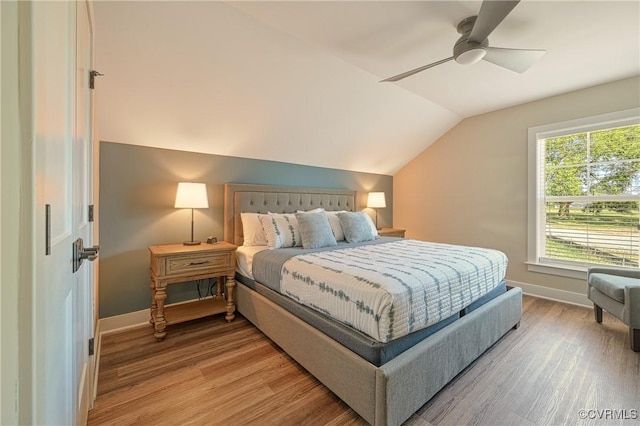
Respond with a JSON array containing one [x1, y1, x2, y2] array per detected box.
[[32, 1, 96, 424]]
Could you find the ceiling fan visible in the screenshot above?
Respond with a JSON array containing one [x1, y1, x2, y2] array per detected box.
[[381, 0, 545, 82]]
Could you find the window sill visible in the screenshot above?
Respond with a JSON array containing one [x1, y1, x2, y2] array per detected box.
[[526, 261, 588, 280]]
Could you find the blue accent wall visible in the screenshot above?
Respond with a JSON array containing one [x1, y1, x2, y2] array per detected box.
[[99, 142, 393, 318]]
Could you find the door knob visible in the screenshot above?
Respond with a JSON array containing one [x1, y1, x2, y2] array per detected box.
[[81, 245, 100, 260], [73, 238, 99, 273]]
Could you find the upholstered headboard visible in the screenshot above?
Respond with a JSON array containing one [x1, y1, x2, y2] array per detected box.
[[223, 183, 356, 246]]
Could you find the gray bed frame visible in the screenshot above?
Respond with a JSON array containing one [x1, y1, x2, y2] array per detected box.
[[224, 183, 522, 426]]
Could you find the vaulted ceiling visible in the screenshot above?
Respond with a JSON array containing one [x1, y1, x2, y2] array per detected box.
[[95, 1, 640, 175]]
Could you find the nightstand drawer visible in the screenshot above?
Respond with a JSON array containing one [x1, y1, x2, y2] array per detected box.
[[165, 252, 232, 275]]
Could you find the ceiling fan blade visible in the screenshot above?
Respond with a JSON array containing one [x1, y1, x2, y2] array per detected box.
[[469, 0, 520, 43], [483, 47, 546, 73], [380, 57, 454, 82]]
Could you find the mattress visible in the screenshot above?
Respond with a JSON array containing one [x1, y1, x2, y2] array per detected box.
[[252, 238, 508, 342], [235, 238, 508, 365], [237, 275, 510, 366]]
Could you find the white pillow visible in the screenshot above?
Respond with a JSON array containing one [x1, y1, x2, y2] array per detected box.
[[325, 210, 346, 241], [259, 213, 302, 249], [240, 212, 269, 246], [298, 208, 324, 213], [363, 212, 379, 237]]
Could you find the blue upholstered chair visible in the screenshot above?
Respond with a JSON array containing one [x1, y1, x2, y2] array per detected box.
[[587, 266, 640, 352]]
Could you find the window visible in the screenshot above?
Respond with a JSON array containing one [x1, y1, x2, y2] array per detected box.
[[528, 109, 640, 276]]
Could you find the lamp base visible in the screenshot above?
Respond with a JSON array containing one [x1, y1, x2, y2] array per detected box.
[[183, 240, 201, 246]]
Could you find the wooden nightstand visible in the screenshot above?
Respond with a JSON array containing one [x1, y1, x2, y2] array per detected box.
[[149, 241, 237, 341], [378, 227, 406, 238]]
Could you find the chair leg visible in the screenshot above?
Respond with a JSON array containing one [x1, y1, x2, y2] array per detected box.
[[631, 328, 640, 352], [594, 303, 603, 323]]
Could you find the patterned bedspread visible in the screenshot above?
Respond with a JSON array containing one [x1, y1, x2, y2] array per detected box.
[[279, 239, 507, 343]]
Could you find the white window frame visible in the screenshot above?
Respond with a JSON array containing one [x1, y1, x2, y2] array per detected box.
[[527, 107, 640, 279]]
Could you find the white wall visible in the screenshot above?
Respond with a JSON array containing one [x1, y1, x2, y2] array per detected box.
[[394, 76, 640, 302]]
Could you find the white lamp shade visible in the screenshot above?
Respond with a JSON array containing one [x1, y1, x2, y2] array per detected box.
[[367, 192, 386, 209], [174, 182, 209, 209]]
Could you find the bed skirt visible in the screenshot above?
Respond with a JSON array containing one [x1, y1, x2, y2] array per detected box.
[[236, 282, 522, 425]]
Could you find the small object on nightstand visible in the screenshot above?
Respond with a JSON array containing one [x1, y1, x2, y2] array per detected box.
[[378, 227, 406, 238], [148, 241, 237, 341], [206, 236, 218, 244]]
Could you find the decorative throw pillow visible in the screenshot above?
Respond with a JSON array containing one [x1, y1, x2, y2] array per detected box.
[[337, 211, 378, 243], [325, 210, 346, 241], [240, 212, 269, 246], [259, 213, 302, 249], [295, 211, 338, 249]]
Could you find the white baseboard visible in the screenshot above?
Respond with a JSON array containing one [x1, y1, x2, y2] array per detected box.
[[507, 279, 591, 308], [98, 308, 150, 334], [98, 298, 218, 335]]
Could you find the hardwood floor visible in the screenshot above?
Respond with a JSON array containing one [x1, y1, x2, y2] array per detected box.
[[88, 296, 639, 426]]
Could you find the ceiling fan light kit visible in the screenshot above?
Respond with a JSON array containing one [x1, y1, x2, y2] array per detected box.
[[455, 47, 486, 65], [453, 16, 488, 65], [381, 0, 545, 82], [454, 42, 487, 65]]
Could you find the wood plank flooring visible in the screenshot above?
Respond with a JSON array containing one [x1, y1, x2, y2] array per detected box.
[[88, 296, 639, 426]]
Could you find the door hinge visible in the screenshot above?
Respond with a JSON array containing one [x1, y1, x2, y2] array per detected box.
[[88, 204, 94, 222], [88, 338, 95, 356], [89, 70, 103, 89]]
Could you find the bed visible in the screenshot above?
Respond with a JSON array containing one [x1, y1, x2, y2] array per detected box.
[[224, 183, 522, 426]]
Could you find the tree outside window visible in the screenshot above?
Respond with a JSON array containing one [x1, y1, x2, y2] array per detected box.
[[542, 124, 640, 267]]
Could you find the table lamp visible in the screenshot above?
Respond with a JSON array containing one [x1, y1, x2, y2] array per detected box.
[[367, 192, 386, 230], [174, 182, 209, 245]]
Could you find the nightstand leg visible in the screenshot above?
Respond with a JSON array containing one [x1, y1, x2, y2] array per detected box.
[[215, 277, 222, 298], [225, 274, 236, 322], [154, 283, 167, 340], [150, 278, 157, 325]]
